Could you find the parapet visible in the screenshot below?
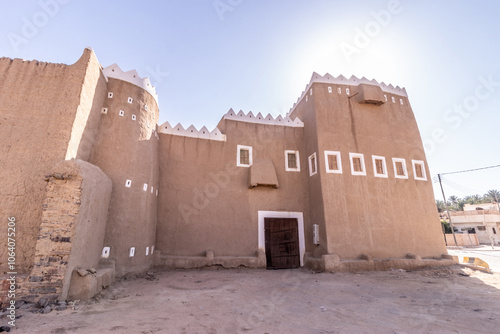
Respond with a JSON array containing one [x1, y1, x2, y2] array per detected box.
[[289, 72, 408, 113], [223, 108, 304, 127], [159, 121, 226, 142], [103, 63, 158, 104]]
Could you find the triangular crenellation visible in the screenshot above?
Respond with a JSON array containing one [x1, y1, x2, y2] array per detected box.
[[159, 121, 227, 141]]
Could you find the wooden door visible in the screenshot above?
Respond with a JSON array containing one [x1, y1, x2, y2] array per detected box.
[[264, 218, 300, 269]]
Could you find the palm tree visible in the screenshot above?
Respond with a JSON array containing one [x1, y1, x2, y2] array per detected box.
[[436, 200, 446, 213], [464, 194, 482, 204], [448, 195, 458, 205], [456, 198, 466, 211], [484, 189, 500, 203]]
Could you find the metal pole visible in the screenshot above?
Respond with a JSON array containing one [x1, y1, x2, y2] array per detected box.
[[438, 174, 458, 246]]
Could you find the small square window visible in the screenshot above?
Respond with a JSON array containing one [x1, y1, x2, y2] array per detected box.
[[119, 110, 125, 117], [143, 183, 148, 191], [393, 158, 408, 179], [310, 88, 313, 95], [328, 87, 332, 93], [132, 114, 136, 121], [145, 105, 148, 111], [400, 98, 404, 105], [125, 179, 132, 188], [412, 160, 427, 181], [372, 155, 388, 178], [285, 150, 300, 172], [308, 152, 317, 176], [101, 247, 110, 258], [349, 153, 366, 176], [337, 87, 341, 94], [237, 145, 252, 167], [324, 151, 342, 174], [101, 108, 108, 114], [346, 88, 350, 95], [151, 186, 154, 193], [391, 96, 396, 103], [129, 247, 135, 257], [146, 247, 149, 256], [128, 97, 133, 104], [384, 94, 387, 101], [108, 92, 113, 98]]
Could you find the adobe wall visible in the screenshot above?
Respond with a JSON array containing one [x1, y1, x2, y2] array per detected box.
[[0, 48, 105, 274], [156, 120, 311, 260], [61, 160, 112, 300], [288, 88, 330, 257], [297, 82, 446, 259], [89, 77, 159, 275], [20, 159, 112, 302]]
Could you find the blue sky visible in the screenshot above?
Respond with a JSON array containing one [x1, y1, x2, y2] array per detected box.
[[1, 0, 499, 200]]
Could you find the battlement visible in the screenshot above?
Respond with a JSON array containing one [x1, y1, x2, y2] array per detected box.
[[223, 108, 304, 127], [289, 72, 408, 113], [103, 63, 158, 104], [159, 121, 227, 141]]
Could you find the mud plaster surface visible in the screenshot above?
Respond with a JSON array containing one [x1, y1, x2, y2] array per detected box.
[[11, 265, 500, 334]]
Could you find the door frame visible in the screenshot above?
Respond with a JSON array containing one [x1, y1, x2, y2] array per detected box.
[[258, 211, 305, 266]]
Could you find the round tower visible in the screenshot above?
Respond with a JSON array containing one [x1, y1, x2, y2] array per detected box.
[[90, 64, 159, 275]]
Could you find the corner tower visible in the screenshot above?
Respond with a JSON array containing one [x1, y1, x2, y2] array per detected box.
[[290, 73, 446, 263], [90, 64, 160, 275]]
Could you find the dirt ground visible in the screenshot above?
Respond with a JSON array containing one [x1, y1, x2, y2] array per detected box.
[[7, 265, 500, 334]]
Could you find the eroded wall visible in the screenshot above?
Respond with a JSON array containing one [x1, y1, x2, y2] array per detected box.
[[21, 159, 111, 302], [0, 48, 106, 274], [157, 120, 310, 258]]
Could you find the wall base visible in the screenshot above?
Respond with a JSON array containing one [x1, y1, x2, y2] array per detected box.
[[67, 260, 115, 301], [153, 250, 266, 269], [305, 253, 458, 272]]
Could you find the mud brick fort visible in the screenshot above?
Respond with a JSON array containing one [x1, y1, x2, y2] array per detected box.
[[0, 48, 454, 304]]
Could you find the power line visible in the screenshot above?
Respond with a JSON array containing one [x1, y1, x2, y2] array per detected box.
[[440, 164, 500, 176]]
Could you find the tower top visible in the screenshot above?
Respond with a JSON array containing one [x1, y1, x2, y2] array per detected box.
[[103, 63, 158, 104]]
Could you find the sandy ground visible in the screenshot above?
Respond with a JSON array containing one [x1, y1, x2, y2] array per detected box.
[[5, 265, 500, 334]]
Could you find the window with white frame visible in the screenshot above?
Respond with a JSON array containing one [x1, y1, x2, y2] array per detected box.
[[308, 152, 317, 176], [285, 150, 300, 172], [237, 145, 252, 167], [349, 153, 366, 176], [372, 155, 388, 178], [412, 160, 427, 181], [392, 158, 408, 179], [324, 151, 342, 174]]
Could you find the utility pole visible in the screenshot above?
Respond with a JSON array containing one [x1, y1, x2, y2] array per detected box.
[[438, 174, 458, 246]]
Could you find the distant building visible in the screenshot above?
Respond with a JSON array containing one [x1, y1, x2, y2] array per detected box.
[[0, 48, 451, 305], [449, 210, 500, 245], [464, 203, 500, 211]]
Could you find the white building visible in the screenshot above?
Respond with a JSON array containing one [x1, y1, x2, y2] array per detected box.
[[450, 209, 500, 245]]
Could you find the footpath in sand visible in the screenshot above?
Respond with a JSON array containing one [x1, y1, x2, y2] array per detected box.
[[8, 265, 500, 333]]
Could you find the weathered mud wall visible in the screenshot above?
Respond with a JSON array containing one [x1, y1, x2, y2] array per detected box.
[[0, 48, 106, 274], [157, 120, 310, 258], [20, 159, 111, 302], [90, 78, 159, 275], [291, 82, 446, 260]]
